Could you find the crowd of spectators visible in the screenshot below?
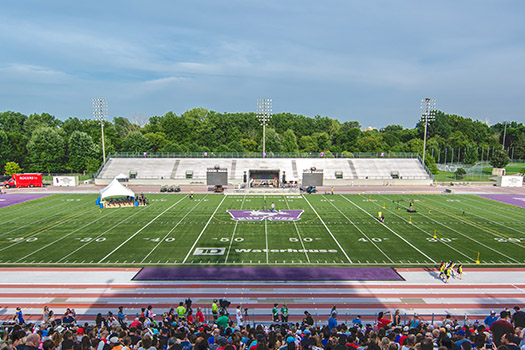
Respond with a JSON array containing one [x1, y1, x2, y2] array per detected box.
[[2, 303, 525, 350], [103, 195, 147, 208]]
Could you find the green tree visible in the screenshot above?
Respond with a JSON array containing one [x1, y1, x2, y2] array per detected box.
[[121, 131, 152, 153], [144, 132, 168, 152], [490, 149, 510, 168], [462, 145, 479, 165], [0, 130, 11, 171], [316, 132, 330, 151], [68, 131, 97, 172], [241, 138, 258, 152], [114, 117, 139, 139], [27, 127, 66, 172], [282, 129, 299, 153], [4, 161, 21, 175], [299, 135, 317, 152]]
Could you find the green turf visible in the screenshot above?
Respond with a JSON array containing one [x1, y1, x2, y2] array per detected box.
[[1, 194, 524, 267]]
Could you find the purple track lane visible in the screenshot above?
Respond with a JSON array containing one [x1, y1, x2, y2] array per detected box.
[[133, 267, 404, 281], [0, 194, 51, 208]]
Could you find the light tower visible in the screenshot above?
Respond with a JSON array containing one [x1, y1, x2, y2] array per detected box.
[[420, 98, 436, 166], [257, 98, 272, 157], [93, 98, 108, 163]]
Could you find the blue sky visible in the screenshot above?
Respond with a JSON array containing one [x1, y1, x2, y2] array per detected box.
[[1, 1, 524, 128]]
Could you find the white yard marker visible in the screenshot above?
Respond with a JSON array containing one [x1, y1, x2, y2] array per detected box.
[[340, 195, 436, 264], [182, 195, 227, 263], [302, 195, 352, 263], [98, 195, 187, 263]]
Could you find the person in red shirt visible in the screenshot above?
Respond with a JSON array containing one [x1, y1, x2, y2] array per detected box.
[[196, 307, 205, 325], [377, 311, 393, 330]]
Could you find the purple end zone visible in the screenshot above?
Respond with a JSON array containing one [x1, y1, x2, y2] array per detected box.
[[477, 194, 525, 208], [0, 194, 51, 208], [133, 267, 404, 281]]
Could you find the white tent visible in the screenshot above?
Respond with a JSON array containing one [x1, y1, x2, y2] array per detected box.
[[100, 178, 135, 200], [115, 173, 129, 181]]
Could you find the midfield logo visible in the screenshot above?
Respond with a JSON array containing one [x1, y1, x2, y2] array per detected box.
[[227, 210, 304, 221]]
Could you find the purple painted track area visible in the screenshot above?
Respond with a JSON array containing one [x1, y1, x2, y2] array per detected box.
[[0, 194, 50, 208], [477, 194, 525, 208], [133, 267, 404, 281]]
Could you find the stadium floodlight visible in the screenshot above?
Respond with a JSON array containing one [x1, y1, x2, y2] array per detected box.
[[257, 98, 272, 158], [93, 98, 108, 163], [420, 98, 436, 166], [502, 121, 508, 150]]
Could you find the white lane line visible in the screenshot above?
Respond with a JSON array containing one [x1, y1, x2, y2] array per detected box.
[[98, 195, 187, 263], [141, 195, 208, 263], [182, 195, 227, 264], [324, 195, 394, 263], [302, 195, 352, 263], [340, 195, 436, 264]]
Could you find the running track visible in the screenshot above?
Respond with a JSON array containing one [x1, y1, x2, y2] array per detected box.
[[1, 267, 524, 325]]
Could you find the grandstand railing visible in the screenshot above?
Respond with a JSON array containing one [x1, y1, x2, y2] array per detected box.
[[106, 152, 421, 159]]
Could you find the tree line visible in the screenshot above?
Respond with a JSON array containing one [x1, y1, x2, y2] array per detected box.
[[0, 108, 523, 174]]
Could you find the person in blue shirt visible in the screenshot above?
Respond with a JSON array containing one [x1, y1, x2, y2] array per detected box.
[[14, 307, 24, 324], [352, 315, 363, 328], [484, 311, 498, 327], [328, 312, 337, 331]]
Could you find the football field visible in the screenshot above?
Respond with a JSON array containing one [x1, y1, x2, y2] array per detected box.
[[1, 193, 524, 266]]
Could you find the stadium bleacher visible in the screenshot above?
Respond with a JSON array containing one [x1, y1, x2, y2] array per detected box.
[[95, 156, 432, 186]]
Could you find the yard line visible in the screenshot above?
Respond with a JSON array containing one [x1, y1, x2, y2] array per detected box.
[[0, 197, 87, 238], [141, 194, 209, 263], [57, 205, 152, 263], [302, 195, 352, 263], [375, 194, 475, 263], [13, 207, 112, 262], [98, 195, 187, 263], [0, 194, 74, 226], [323, 195, 394, 263], [182, 195, 227, 264], [224, 195, 246, 264], [284, 195, 311, 264], [424, 196, 525, 236], [465, 196, 525, 223], [0, 205, 95, 252], [398, 195, 521, 263], [340, 195, 436, 264]]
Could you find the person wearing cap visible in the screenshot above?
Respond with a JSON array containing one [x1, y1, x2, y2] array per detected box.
[[303, 311, 314, 327], [352, 315, 362, 328], [408, 313, 421, 329], [490, 311, 514, 347], [216, 310, 230, 329], [13, 307, 24, 325], [212, 300, 219, 320], [454, 330, 469, 350], [484, 311, 498, 327], [117, 306, 126, 326], [512, 306, 525, 328]]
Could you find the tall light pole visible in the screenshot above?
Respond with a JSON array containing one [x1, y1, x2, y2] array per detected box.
[[420, 98, 436, 166], [93, 98, 108, 163], [502, 121, 508, 150], [257, 98, 272, 157]]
